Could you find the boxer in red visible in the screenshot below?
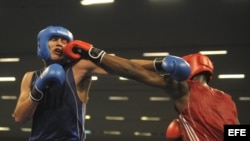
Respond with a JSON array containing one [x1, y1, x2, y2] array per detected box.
[[64, 40, 239, 141]]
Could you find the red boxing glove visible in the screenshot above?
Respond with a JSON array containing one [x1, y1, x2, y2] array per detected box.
[[63, 40, 106, 63], [166, 119, 182, 141], [63, 40, 92, 60]]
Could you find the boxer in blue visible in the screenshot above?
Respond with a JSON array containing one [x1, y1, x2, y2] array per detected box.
[[13, 25, 191, 141], [13, 26, 110, 141]]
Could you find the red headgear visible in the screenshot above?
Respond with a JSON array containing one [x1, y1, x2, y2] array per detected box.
[[182, 53, 214, 82]]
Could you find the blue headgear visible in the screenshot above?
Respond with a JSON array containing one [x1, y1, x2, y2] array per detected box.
[[37, 26, 73, 61]]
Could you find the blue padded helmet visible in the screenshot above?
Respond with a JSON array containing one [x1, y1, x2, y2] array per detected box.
[[37, 26, 73, 61]]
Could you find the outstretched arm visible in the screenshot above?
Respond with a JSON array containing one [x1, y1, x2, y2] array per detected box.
[[63, 40, 190, 99], [101, 54, 190, 100], [100, 54, 167, 88]]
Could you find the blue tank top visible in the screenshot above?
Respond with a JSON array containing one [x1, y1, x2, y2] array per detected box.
[[29, 66, 86, 141]]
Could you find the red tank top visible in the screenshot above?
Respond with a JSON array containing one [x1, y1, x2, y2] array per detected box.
[[178, 81, 238, 141]]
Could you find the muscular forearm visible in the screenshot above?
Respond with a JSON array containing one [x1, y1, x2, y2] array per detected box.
[[100, 54, 167, 88], [101, 54, 142, 78], [13, 98, 37, 124], [130, 59, 155, 71]]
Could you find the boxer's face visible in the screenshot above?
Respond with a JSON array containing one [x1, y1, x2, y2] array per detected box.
[[48, 36, 68, 61]]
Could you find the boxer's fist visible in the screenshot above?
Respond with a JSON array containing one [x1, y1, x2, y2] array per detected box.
[[63, 40, 92, 60], [154, 55, 191, 81], [64, 40, 106, 63], [30, 64, 65, 103]]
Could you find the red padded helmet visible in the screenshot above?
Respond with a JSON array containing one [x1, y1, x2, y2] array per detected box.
[[182, 53, 214, 82]]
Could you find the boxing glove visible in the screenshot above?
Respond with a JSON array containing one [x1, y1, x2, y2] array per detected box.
[[166, 119, 182, 140], [154, 55, 191, 81], [30, 64, 65, 103], [63, 40, 106, 63]]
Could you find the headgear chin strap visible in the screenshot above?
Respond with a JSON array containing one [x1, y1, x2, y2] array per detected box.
[[182, 53, 214, 82], [37, 26, 73, 62]]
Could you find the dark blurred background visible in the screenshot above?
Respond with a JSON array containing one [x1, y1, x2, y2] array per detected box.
[[0, 0, 249, 141]]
